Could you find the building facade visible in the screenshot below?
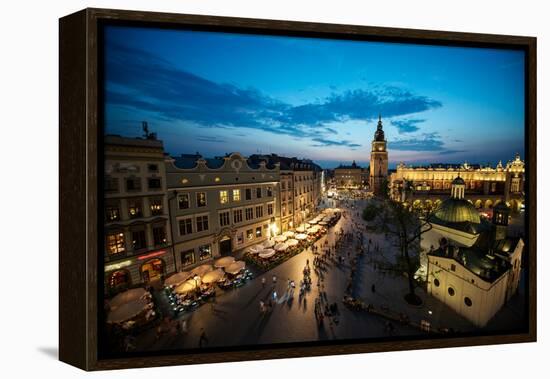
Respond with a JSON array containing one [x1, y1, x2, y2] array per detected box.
[[334, 161, 364, 189], [165, 153, 280, 271], [389, 153, 525, 212], [423, 178, 524, 327], [103, 135, 175, 293], [369, 116, 389, 195]]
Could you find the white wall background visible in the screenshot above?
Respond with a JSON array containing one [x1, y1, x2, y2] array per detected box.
[[0, 0, 547, 377]]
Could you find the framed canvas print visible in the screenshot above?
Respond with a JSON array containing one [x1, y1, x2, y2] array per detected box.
[[59, 8, 537, 371]]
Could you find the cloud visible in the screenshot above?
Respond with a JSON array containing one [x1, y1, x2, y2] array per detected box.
[[105, 42, 442, 147], [438, 149, 467, 155], [310, 138, 361, 148], [389, 132, 445, 151], [391, 118, 426, 134], [196, 135, 227, 143]]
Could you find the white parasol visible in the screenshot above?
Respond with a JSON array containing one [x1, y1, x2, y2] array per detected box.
[[190, 264, 213, 277], [107, 298, 149, 324], [175, 279, 200, 294], [286, 238, 299, 247], [225, 261, 246, 275], [201, 269, 225, 284], [262, 239, 275, 248], [283, 231, 295, 238], [259, 249, 276, 259], [273, 235, 287, 243], [214, 256, 235, 268], [165, 271, 192, 287], [109, 288, 148, 309], [274, 242, 289, 251], [295, 233, 308, 240]]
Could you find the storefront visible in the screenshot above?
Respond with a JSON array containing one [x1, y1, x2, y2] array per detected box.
[[107, 270, 131, 293], [140, 258, 165, 283]]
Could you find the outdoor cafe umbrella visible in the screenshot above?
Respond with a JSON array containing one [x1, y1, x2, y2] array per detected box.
[[214, 256, 235, 268], [307, 220, 317, 225], [248, 244, 264, 254], [295, 233, 308, 240], [165, 271, 192, 287], [175, 279, 200, 294], [283, 231, 295, 238], [107, 298, 149, 324], [274, 242, 289, 251], [190, 264, 213, 277], [109, 288, 148, 309], [296, 226, 306, 233], [318, 221, 328, 226], [286, 238, 299, 247], [273, 235, 287, 243], [259, 249, 276, 259], [307, 226, 319, 234], [225, 261, 246, 275], [201, 269, 225, 284], [263, 239, 275, 248]]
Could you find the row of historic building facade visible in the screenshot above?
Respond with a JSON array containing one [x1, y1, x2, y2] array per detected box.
[[103, 135, 323, 293]]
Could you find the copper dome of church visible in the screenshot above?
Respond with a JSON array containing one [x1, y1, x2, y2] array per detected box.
[[432, 198, 481, 224]]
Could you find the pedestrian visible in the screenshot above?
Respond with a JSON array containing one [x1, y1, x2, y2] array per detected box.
[[199, 328, 208, 348], [371, 283, 376, 293], [261, 277, 266, 287], [272, 275, 277, 284], [180, 319, 188, 334]]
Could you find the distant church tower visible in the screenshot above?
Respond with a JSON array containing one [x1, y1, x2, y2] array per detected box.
[[369, 114, 389, 195]]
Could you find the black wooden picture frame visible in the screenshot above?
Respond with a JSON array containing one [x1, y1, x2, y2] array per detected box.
[[59, 8, 536, 371]]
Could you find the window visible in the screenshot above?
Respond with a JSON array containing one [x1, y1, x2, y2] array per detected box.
[[236, 232, 244, 245], [256, 187, 262, 198], [464, 297, 473, 307], [233, 189, 241, 202], [219, 211, 230, 227], [150, 198, 163, 215], [148, 178, 162, 190], [233, 209, 243, 223], [256, 226, 262, 238], [152, 225, 167, 246], [196, 192, 207, 207], [178, 193, 190, 209], [246, 229, 253, 240], [198, 244, 212, 261], [105, 202, 120, 222], [219, 190, 229, 205], [179, 218, 193, 236], [245, 207, 254, 221], [106, 232, 125, 255], [281, 182, 286, 190], [126, 177, 141, 192], [147, 163, 159, 172], [131, 230, 146, 250], [282, 205, 286, 217], [196, 215, 209, 232], [448, 287, 455, 296], [267, 187, 273, 197], [105, 177, 119, 193], [267, 203, 274, 215], [433, 278, 440, 287], [127, 199, 143, 218], [450, 264, 456, 272], [181, 250, 195, 266], [245, 188, 252, 200], [256, 205, 264, 218]]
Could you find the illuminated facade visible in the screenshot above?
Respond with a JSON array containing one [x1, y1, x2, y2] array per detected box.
[[370, 115, 389, 195], [334, 161, 364, 189], [390, 153, 525, 212], [422, 179, 524, 327], [103, 134, 175, 293], [166, 153, 280, 271]]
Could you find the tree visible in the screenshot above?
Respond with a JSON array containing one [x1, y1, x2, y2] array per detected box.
[[362, 201, 380, 222], [373, 199, 433, 305]]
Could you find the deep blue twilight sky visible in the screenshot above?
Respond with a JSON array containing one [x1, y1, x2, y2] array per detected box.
[[103, 26, 525, 169]]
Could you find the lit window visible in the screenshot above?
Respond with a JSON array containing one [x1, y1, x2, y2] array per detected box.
[[150, 198, 163, 215], [127, 199, 142, 218], [198, 244, 212, 261], [181, 250, 195, 266], [233, 189, 241, 202], [246, 229, 253, 240], [106, 232, 125, 255], [256, 226, 262, 238], [219, 190, 229, 204]]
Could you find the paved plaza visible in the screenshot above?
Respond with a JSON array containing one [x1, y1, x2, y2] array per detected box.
[[128, 194, 524, 352]]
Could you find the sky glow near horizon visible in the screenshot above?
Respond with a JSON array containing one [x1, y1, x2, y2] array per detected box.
[[103, 25, 525, 169]]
